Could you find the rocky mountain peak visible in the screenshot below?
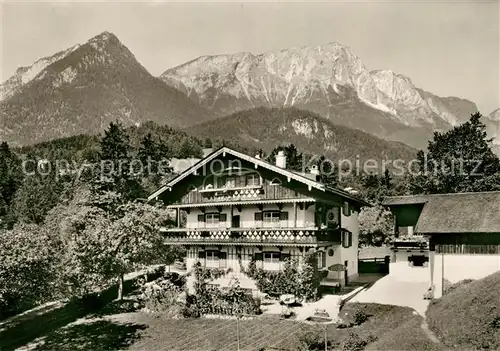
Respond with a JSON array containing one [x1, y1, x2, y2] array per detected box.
[[0, 32, 213, 146], [0, 31, 136, 102], [160, 42, 480, 148], [488, 108, 500, 121]]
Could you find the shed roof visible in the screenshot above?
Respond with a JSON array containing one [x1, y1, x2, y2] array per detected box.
[[384, 191, 500, 234]]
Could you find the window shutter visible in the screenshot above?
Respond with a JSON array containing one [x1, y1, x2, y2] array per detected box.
[[279, 211, 289, 220], [255, 212, 262, 221], [280, 253, 290, 262], [219, 252, 227, 260], [254, 252, 263, 261], [322, 252, 326, 268], [219, 213, 227, 222], [198, 214, 205, 222], [342, 231, 352, 248], [219, 252, 227, 268], [198, 251, 206, 259], [342, 231, 348, 248], [342, 202, 350, 217], [217, 177, 225, 188]]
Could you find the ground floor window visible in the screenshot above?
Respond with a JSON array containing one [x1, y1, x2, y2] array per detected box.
[[199, 250, 227, 268], [264, 252, 280, 263], [206, 250, 219, 261], [408, 255, 428, 267]]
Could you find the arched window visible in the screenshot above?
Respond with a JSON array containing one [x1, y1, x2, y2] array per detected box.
[[270, 177, 282, 186]]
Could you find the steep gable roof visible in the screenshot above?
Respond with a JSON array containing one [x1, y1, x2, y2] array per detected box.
[[148, 146, 369, 206], [384, 192, 500, 234]]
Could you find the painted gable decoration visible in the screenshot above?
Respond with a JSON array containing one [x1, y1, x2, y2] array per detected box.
[[270, 177, 282, 186]]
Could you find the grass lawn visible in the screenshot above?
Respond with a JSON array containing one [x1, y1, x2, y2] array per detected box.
[[118, 303, 442, 350], [427, 271, 500, 350], [1, 295, 442, 350], [123, 315, 317, 351], [366, 314, 443, 351]]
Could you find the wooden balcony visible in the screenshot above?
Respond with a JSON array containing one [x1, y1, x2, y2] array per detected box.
[[392, 235, 429, 250], [161, 227, 344, 247], [167, 220, 316, 231], [177, 181, 309, 205]]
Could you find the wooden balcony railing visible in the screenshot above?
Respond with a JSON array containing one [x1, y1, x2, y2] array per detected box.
[[392, 235, 429, 249], [161, 228, 344, 246], [181, 220, 317, 231]]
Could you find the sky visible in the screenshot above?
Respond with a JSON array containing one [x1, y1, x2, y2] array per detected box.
[[1, 0, 499, 113]]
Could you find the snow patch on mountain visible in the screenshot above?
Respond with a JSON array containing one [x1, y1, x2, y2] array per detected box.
[[161, 42, 479, 132], [52, 66, 78, 88], [292, 119, 315, 139], [0, 44, 80, 100]]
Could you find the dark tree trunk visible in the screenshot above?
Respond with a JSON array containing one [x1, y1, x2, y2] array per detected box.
[[117, 273, 124, 301]]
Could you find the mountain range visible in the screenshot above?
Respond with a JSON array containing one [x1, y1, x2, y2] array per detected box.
[[161, 43, 498, 150], [0, 32, 212, 146], [188, 107, 418, 164], [1, 31, 498, 155]]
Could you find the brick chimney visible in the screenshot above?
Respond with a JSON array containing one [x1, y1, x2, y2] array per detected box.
[[275, 151, 286, 168], [310, 165, 320, 176]]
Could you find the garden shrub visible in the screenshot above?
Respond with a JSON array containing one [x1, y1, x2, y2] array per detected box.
[[341, 332, 369, 351], [297, 330, 336, 351], [352, 307, 369, 325], [242, 253, 321, 302], [188, 264, 261, 316], [139, 272, 186, 317], [192, 262, 230, 293], [188, 282, 261, 316]]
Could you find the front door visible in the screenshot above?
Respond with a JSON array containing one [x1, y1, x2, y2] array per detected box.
[[232, 215, 240, 228]]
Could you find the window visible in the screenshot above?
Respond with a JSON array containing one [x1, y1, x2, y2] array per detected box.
[[206, 213, 219, 225], [264, 252, 280, 263], [408, 255, 428, 267], [263, 211, 280, 223], [270, 178, 282, 186], [219, 251, 227, 268], [225, 177, 236, 188], [342, 231, 353, 248], [317, 251, 326, 269], [342, 202, 350, 216], [246, 174, 260, 186], [206, 251, 219, 261]]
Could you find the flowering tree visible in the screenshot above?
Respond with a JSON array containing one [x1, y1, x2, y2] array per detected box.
[[358, 205, 394, 247], [46, 188, 174, 300], [0, 223, 58, 318]]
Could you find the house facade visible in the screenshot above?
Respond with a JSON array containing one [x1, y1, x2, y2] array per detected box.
[[383, 191, 500, 298], [149, 147, 368, 291]]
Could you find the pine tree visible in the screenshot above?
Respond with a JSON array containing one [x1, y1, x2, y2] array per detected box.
[[0, 142, 23, 227], [410, 113, 500, 194], [138, 133, 173, 179], [12, 161, 63, 224], [204, 138, 213, 148], [268, 144, 304, 172], [95, 121, 144, 202]]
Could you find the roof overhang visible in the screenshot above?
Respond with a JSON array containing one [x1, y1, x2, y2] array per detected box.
[[148, 146, 370, 207]]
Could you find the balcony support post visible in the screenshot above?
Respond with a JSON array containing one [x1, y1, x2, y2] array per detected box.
[[230, 205, 234, 225], [293, 202, 297, 228], [176, 208, 180, 228]]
